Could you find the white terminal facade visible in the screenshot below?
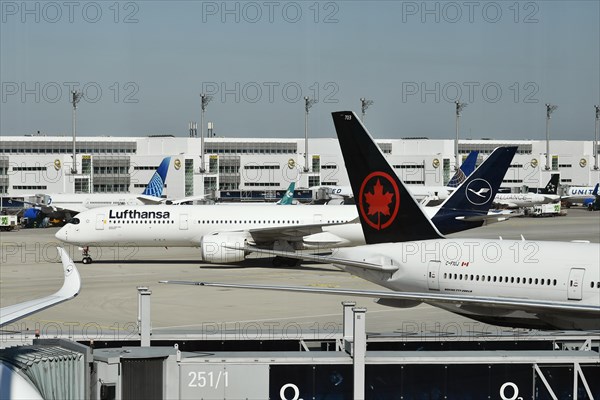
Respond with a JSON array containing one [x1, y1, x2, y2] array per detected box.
[[1, 135, 599, 198]]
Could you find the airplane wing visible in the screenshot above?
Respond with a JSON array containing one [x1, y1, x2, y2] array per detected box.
[[229, 246, 398, 272], [9, 197, 87, 215], [246, 219, 360, 245], [455, 210, 520, 223], [0, 248, 81, 327], [159, 281, 600, 314]]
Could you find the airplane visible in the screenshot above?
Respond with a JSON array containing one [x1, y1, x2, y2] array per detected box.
[[0, 247, 80, 400], [313, 150, 480, 203], [10, 157, 172, 219], [0, 247, 81, 327], [493, 174, 560, 208], [561, 183, 600, 206], [161, 111, 600, 331], [55, 146, 514, 264]]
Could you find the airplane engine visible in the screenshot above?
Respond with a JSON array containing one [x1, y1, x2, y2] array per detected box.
[[375, 298, 422, 308], [200, 233, 247, 263]]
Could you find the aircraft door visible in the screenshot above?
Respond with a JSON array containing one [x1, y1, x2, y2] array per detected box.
[[567, 268, 585, 300], [95, 214, 105, 230], [313, 214, 323, 223], [179, 214, 188, 230], [427, 260, 441, 291]]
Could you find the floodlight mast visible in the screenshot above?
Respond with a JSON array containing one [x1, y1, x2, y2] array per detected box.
[[304, 96, 317, 173], [71, 90, 83, 174], [594, 105, 600, 170], [454, 101, 467, 170], [545, 103, 558, 170], [200, 94, 212, 173], [360, 98, 374, 123]]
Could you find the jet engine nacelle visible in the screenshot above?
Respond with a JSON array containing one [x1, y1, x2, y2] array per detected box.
[[200, 233, 247, 263], [375, 298, 422, 309]]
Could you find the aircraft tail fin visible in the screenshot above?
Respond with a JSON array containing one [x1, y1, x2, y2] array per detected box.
[[447, 150, 479, 188], [277, 182, 296, 205], [593, 183, 599, 196], [439, 146, 517, 213], [142, 157, 171, 197], [539, 173, 560, 194], [331, 111, 443, 244]]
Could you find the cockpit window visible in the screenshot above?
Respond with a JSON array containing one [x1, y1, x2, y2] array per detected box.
[[68, 218, 80, 225]]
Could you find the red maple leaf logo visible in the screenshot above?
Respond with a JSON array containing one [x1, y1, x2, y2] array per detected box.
[[364, 179, 394, 227]]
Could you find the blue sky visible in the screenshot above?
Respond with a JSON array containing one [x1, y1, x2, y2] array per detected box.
[[1, 1, 599, 139]]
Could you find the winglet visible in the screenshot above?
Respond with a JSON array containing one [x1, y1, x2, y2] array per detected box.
[[331, 111, 443, 244], [593, 183, 599, 196], [142, 157, 171, 197], [0, 248, 81, 327]]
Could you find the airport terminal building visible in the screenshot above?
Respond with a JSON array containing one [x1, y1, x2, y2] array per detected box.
[[1, 135, 599, 199]]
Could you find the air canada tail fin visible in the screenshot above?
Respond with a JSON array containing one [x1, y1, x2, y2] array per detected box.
[[277, 182, 296, 205], [142, 157, 171, 197], [539, 173, 559, 194], [331, 111, 443, 244], [447, 150, 479, 188]]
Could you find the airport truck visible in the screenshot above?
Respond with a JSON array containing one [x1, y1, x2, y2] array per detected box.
[[0, 215, 18, 231], [531, 203, 561, 217]]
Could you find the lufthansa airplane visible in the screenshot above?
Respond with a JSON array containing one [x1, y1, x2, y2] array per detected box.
[[55, 145, 514, 264], [15, 157, 171, 218], [162, 111, 600, 331]]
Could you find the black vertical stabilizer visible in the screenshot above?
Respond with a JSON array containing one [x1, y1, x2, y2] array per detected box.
[[539, 174, 559, 194], [331, 111, 443, 244]]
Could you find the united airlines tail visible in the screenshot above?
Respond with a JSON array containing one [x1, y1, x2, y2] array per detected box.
[[431, 146, 517, 234], [331, 111, 443, 244], [142, 157, 171, 197], [447, 150, 479, 188]]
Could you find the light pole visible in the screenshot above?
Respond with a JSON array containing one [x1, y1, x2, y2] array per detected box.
[[454, 100, 467, 170], [304, 96, 317, 172], [594, 105, 599, 170], [360, 98, 374, 122], [71, 90, 83, 174], [545, 103, 558, 170], [200, 94, 212, 173]]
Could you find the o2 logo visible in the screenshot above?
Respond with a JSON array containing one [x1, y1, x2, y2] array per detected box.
[[280, 383, 301, 400], [500, 382, 523, 400]]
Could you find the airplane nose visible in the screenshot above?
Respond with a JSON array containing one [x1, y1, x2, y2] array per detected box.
[[55, 226, 67, 242]]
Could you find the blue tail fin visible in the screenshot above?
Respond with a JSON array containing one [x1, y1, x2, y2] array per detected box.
[[277, 182, 296, 205], [447, 151, 479, 188], [142, 157, 170, 197], [331, 111, 443, 244], [432, 146, 517, 234]]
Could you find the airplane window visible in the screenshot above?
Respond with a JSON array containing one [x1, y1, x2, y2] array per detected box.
[[487, 276, 491, 282], [470, 275, 474, 281], [476, 275, 479, 281], [596, 282, 599, 288], [591, 282, 595, 288], [493, 276, 497, 282], [516, 277, 520, 283], [459, 274, 463, 280], [510, 277, 514, 283], [453, 274, 457, 279], [541, 279, 545, 285], [553, 279, 557, 286], [499, 276, 503, 283], [528, 278, 533, 284], [443, 273, 447, 279], [68, 218, 80, 225], [535, 278, 539, 285]]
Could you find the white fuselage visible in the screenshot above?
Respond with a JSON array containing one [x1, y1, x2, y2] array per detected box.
[[494, 193, 559, 208], [26, 193, 160, 214], [333, 239, 600, 330], [56, 204, 361, 247], [563, 186, 599, 203], [316, 185, 453, 201]]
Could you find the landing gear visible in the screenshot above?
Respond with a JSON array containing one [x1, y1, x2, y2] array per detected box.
[[81, 246, 93, 264]]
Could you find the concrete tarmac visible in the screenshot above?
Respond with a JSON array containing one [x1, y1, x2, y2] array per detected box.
[[1, 208, 598, 343]]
